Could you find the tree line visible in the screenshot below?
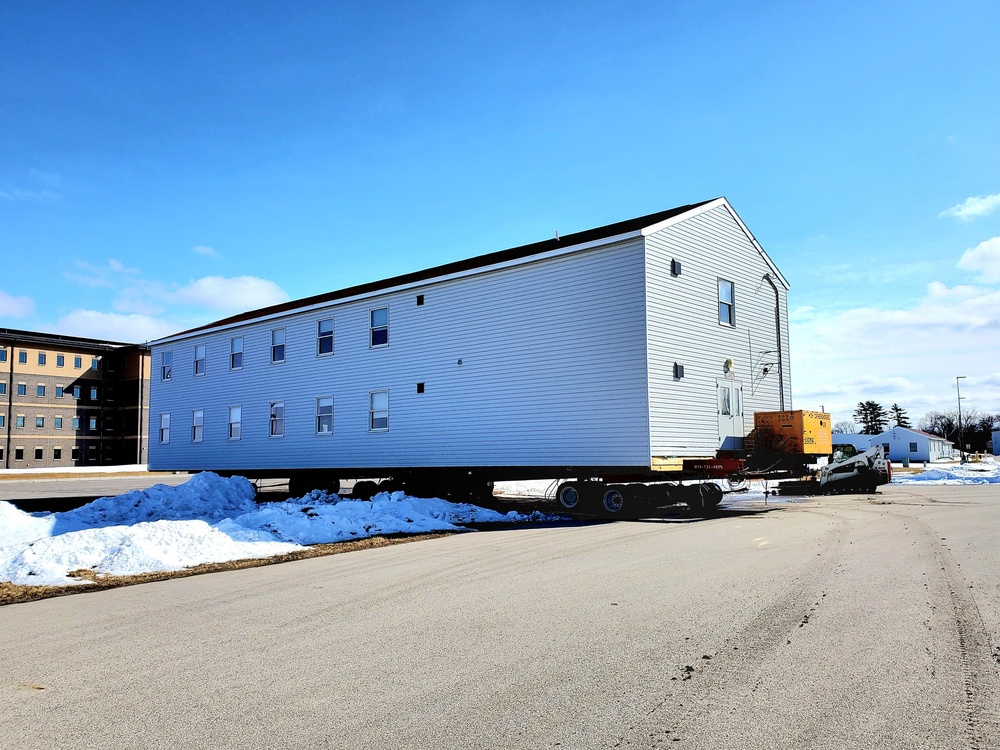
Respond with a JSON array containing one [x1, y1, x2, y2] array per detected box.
[[833, 401, 999, 453]]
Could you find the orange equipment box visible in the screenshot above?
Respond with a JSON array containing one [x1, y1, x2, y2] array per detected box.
[[753, 410, 832, 456]]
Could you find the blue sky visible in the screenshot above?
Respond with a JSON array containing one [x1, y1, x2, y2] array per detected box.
[[2, 0, 999, 425]]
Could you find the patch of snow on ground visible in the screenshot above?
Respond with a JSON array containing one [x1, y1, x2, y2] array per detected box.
[[0, 473, 558, 587], [892, 457, 1000, 484]]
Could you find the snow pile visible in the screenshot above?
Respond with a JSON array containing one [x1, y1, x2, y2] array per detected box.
[[893, 457, 1000, 485], [0, 473, 554, 587]]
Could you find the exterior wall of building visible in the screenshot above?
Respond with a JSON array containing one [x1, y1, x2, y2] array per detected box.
[[873, 426, 953, 462], [0, 334, 149, 469], [149, 238, 654, 473], [644, 203, 790, 456]]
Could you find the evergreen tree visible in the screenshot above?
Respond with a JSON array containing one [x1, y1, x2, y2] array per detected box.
[[889, 403, 911, 428], [853, 400, 889, 435]]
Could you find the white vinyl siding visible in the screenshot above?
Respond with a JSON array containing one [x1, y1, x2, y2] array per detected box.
[[148, 237, 651, 471], [644, 204, 789, 456]]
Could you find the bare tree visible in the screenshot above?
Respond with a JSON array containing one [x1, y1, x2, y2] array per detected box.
[[833, 420, 856, 434]]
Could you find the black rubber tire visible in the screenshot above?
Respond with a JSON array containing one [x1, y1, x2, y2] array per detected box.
[[556, 482, 585, 510], [601, 485, 627, 516]]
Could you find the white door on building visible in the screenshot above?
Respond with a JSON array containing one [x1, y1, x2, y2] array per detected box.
[[717, 379, 745, 449]]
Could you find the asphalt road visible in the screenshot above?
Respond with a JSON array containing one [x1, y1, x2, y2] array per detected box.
[[2, 484, 999, 749]]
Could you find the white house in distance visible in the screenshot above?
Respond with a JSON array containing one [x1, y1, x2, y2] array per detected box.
[[147, 198, 792, 492], [872, 426, 954, 463]]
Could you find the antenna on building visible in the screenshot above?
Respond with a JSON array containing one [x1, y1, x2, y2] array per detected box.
[[555, 230, 559, 241]]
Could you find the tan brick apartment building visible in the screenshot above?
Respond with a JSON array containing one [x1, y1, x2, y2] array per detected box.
[[1, 328, 150, 469]]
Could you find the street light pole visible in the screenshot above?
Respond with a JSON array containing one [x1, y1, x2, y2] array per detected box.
[[956, 376, 967, 463]]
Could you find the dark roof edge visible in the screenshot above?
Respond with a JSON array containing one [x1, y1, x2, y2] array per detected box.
[[162, 199, 719, 341], [0, 327, 145, 351]]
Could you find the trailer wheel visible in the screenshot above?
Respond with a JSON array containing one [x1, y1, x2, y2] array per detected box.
[[700, 482, 724, 507], [556, 482, 588, 510], [601, 486, 627, 515]]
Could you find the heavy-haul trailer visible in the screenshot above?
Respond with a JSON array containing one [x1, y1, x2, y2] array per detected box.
[[147, 199, 887, 512]]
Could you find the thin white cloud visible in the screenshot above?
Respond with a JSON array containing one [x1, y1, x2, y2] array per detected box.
[[790, 281, 1000, 423], [169, 276, 288, 313], [55, 310, 179, 344], [66, 258, 141, 289], [939, 193, 1000, 221], [957, 236, 1000, 282], [193, 245, 219, 257], [0, 289, 35, 318]]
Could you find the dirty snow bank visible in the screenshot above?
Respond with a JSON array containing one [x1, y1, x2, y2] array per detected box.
[[0, 473, 555, 587]]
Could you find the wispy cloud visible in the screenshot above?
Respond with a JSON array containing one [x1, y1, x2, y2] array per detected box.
[[0, 289, 35, 318], [193, 245, 219, 257], [66, 258, 142, 288], [791, 280, 1000, 421], [939, 193, 1000, 221], [168, 276, 288, 313], [0, 169, 62, 201], [957, 236, 1000, 282], [55, 310, 178, 344]]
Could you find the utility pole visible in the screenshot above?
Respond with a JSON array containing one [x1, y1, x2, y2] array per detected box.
[[956, 376, 967, 462]]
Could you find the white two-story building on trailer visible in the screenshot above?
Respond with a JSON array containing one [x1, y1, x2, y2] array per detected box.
[[148, 198, 792, 495]]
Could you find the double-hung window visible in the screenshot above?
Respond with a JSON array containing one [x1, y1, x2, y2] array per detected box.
[[228, 406, 242, 440], [270, 401, 285, 437], [718, 279, 735, 326], [192, 410, 204, 443], [230, 336, 244, 370], [159, 414, 170, 444], [194, 345, 206, 376], [161, 351, 173, 380], [271, 328, 285, 363], [317, 318, 334, 356], [370, 307, 388, 347], [316, 397, 333, 434], [369, 390, 389, 431]]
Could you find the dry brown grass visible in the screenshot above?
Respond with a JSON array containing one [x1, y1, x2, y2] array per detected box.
[[0, 532, 454, 606]]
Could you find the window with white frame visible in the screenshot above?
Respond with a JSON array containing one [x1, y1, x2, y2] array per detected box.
[[161, 351, 173, 380], [228, 406, 242, 439], [369, 390, 389, 431], [194, 345, 206, 376], [230, 336, 244, 370], [192, 410, 204, 442], [317, 318, 334, 356], [270, 401, 285, 437], [370, 307, 389, 347], [159, 414, 170, 443], [271, 328, 285, 363], [316, 397, 333, 434], [718, 279, 735, 326]]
